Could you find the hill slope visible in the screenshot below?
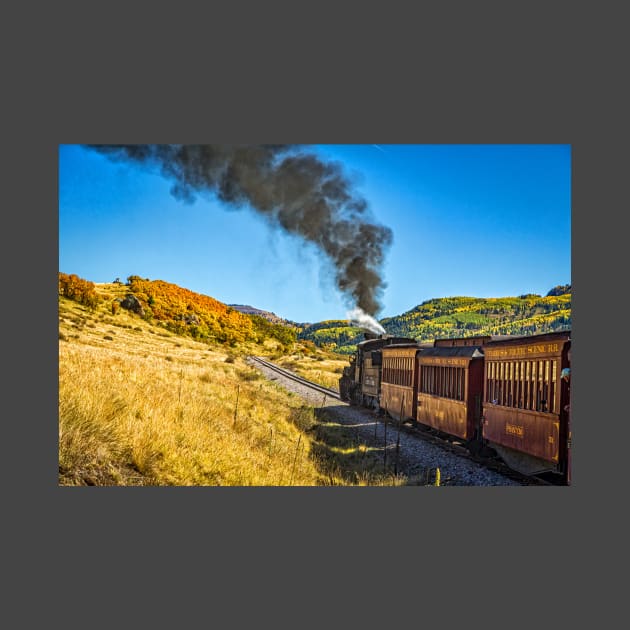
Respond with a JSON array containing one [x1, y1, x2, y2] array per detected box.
[[58, 273, 299, 349], [298, 289, 571, 354]]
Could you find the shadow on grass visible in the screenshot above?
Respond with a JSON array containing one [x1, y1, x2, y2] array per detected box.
[[281, 405, 411, 486]]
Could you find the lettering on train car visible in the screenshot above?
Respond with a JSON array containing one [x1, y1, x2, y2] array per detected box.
[[505, 423, 524, 437], [423, 357, 468, 366], [485, 342, 561, 359]]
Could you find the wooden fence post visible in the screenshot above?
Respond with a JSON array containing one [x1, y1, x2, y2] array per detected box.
[[289, 435, 302, 485], [233, 384, 240, 428]]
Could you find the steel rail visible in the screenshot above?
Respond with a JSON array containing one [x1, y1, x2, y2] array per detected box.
[[249, 356, 342, 401]]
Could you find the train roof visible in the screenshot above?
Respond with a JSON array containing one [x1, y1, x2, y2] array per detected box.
[[482, 330, 571, 347], [356, 336, 416, 350], [433, 335, 493, 347]]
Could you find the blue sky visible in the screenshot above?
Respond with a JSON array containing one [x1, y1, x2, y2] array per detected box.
[[59, 144, 571, 323]]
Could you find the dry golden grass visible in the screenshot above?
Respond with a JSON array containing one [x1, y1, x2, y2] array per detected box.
[[275, 352, 348, 391], [59, 286, 408, 486]]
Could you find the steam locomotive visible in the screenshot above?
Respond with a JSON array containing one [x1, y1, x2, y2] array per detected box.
[[338, 330, 572, 484]]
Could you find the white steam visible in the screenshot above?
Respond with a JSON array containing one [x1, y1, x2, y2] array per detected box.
[[347, 307, 386, 335]]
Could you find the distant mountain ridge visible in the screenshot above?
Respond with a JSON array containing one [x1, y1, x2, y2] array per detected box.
[[228, 304, 298, 327], [298, 285, 572, 354]]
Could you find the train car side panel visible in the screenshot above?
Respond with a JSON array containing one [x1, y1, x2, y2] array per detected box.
[[482, 331, 571, 477], [482, 407, 560, 463], [416, 348, 484, 441], [380, 345, 420, 421], [416, 395, 469, 439]]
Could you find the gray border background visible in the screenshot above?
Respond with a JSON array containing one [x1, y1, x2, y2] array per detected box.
[[6, 1, 624, 627]]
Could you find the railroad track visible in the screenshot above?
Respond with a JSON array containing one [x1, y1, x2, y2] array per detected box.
[[249, 356, 561, 486], [249, 356, 342, 401], [397, 421, 560, 486]]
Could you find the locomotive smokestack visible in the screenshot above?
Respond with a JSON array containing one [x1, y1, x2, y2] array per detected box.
[[85, 144, 392, 316]]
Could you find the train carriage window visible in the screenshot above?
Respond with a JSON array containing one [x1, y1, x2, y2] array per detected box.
[[531, 361, 537, 410], [456, 367, 462, 401], [455, 367, 460, 399], [520, 360, 526, 408], [550, 360, 557, 413], [529, 361, 538, 411], [494, 378, 503, 405], [516, 361, 523, 409], [487, 362, 491, 403], [533, 360, 539, 410], [539, 360, 545, 411], [506, 362, 511, 407], [524, 362, 530, 410], [498, 362, 503, 406], [505, 362, 510, 406], [454, 367, 458, 400], [504, 362, 509, 406], [538, 360, 544, 411], [542, 360, 550, 412]]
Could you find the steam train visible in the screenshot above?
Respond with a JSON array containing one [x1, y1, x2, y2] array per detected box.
[[338, 330, 572, 484]]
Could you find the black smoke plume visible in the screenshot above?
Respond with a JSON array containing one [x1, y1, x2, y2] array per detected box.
[[86, 144, 392, 315]]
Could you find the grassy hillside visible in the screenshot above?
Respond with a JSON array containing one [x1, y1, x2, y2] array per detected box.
[[58, 274, 401, 486], [299, 290, 571, 353]]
